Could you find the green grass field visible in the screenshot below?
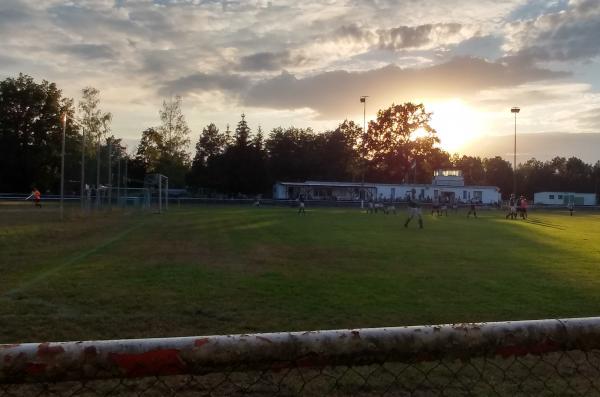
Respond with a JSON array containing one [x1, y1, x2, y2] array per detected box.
[[1, 203, 600, 344]]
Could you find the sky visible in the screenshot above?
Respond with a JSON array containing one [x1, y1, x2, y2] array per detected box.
[[1, 0, 600, 162]]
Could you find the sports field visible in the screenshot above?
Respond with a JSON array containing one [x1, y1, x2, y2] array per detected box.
[[1, 203, 599, 344]]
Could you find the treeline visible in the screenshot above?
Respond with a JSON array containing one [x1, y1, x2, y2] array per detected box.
[[1, 74, 599, 199]]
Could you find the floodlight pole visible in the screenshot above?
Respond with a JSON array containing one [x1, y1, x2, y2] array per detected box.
[[107, 139, 112, 210], [60, 114, 67, 221], [96, 138, 101, 210], [117, 156, 121, 207], [511, 107, 520, 197], [158, 175, 162, 214], [80, 127, 85, 211], [360, 96, 368, 208]]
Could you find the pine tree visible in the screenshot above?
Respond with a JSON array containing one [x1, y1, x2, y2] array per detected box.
[[224, 124, 233, 147], [252, 125, 264, 151], [234, 113, 251, 147]]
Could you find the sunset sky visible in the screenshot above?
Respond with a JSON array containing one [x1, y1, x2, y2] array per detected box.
[[1, 0, 599, 161]]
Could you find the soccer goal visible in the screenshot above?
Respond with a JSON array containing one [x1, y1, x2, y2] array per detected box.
[[144, 174, 169, 214]]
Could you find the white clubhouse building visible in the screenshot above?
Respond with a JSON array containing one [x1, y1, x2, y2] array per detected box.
[[273, 170, 501, 204]]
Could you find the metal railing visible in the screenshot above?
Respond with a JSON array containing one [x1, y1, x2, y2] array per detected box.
[[2, 317, 600, 395]]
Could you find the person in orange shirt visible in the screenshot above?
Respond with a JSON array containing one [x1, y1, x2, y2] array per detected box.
[[32, 188, 41, 208]]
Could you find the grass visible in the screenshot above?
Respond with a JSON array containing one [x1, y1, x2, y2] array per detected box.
[[1, 202, 600, 343]]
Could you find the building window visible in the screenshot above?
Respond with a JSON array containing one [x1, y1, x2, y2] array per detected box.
[[549, 195, 555, 199], [558, 195, 563, 199], [473, 191, 482, 200], [463, 191, 467, 199]]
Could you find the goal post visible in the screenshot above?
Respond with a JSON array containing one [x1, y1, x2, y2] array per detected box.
[[144, 173, 169, 214]]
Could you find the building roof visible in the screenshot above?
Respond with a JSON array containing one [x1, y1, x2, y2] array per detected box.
[[535, 191, 596, 195], [276, 181, 499, 190]]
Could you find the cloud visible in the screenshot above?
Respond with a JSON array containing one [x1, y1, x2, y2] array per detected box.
[[243, 56, 569, 118], [328, 22, 472, 52], [236, 51, 310, 71], [59, 44, 117, 60], [504, 0, 600, 62], [377, 23, 464, 50], [575, 107, 600, 129], [159, 72, 249, 96], [462, 132, 600, 164]]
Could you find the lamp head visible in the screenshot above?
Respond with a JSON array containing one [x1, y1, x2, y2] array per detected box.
[[511, 107, 520, 113]]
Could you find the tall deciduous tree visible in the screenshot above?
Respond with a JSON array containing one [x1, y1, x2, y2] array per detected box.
[[78, 87, 112, 189], [483, 156, 513, 198], [158, 96, 191, 161], [365, 103, 439, 182], [135, 96, 191, 187], [188, 123, 228, 190], [452, 155, 485, 185], [0, 74, 78, 192]]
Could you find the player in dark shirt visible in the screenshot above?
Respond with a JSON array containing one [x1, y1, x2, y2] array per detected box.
[[404, 197, 423, 229]]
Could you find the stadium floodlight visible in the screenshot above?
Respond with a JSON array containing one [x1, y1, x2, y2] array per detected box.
[[360, 96, 369, 209], [511, 107, 520, 196]]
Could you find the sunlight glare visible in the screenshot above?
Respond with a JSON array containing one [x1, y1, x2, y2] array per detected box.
[[428, 99, 483, 153]]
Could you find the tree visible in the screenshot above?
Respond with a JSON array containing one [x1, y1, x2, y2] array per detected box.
[[564, 156, 592, 192], [483, 156, 513, 198], [266, 127, 317, 182], [135, 97, 191, 187], [221, 114, 269, 195], [188, 123, 228, 190], [252, 125, 264, 151], [312, 120, 362, 181], [78, 87, 112, 189], [452, 155, 485, 185], [158, 96, 191, 164], [364, 103, 439, 182], [0, 74, 78, 192], [234, 114, 251, 148], [192, 123, 226, 168], [135, 128, 163, 173]]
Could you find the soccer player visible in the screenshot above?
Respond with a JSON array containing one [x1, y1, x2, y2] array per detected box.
[[520, 195, 528, 219], [440, 196, 449, 216], [298, 194, 306, 215], [30, 187, 42, 208], [506, 194, 516, 219], [431, 195, 440, 216], [404, 196, 423, 228], [467, 198, 477, 218], [568, 201, 574, 216]]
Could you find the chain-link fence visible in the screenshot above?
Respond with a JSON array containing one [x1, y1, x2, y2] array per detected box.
[[2, 317, 600, 396]]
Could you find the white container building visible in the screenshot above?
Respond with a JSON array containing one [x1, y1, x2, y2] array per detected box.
[[533, 192, 596, 206]]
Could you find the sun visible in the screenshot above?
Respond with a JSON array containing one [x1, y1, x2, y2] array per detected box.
[[427, 99, 484, 153]]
